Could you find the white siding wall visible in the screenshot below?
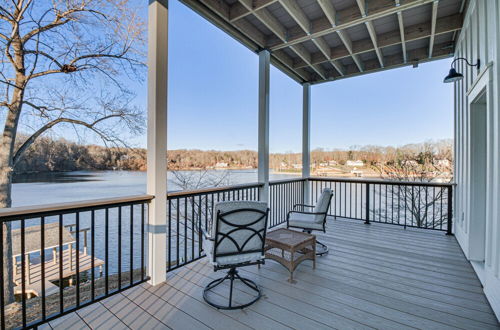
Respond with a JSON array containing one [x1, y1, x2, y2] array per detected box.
[[454, 0, 500, 320]]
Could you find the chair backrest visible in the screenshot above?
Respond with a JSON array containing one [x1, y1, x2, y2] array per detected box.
[[313, 188, 333, 223], [212, 201, 269, 262]]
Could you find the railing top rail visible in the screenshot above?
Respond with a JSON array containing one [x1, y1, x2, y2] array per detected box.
[[167, 182, 264, 198], [0, 194, 154, 219], [308, 176, 455, 187], [269, 177, 306, 185]]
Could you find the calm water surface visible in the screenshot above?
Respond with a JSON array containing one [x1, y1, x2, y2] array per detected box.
[[12, 169, 297, 207]]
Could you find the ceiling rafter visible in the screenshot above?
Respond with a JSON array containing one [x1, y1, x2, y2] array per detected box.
[[229, 0, 278, 22], [278, 0, 330, 79], [317, 0, 364, 73], [182, 0, 463, 84], [316, 41, 453, 84], [313, 37, 345, 76], [197, 0, 310, 81], [428, 0, 439, 58], [293, 14, 461, 69], [337, 30, 365, 72], [356, 0, 384, 68], [236, 0, 325, 79], [395, 0, 407, 63], [269, 0, 436, 51]]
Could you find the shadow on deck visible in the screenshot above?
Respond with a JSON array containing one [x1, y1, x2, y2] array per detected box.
[[43, 219, 500, 330]]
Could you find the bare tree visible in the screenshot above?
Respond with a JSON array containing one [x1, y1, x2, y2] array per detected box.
[[0, 0, 145, 304], [373, 147, 453, 228]]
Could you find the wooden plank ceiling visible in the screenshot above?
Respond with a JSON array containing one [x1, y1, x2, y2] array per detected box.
[[180, 0, 466, 84]]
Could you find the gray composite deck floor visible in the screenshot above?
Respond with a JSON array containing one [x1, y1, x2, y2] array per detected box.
[[41, 218, 500, 330]]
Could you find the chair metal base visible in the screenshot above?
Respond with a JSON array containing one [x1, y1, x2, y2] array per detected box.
[[315, 240, 329, 256], [302, 229, 329, 256], [203, 267, 262, 310]]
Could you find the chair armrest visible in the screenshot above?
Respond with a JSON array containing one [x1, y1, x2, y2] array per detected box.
[[293, 204, 315, 210], [287, 210, 327, 222], [288, 210, 327, 216]]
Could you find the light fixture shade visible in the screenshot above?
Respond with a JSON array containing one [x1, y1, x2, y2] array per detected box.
[[443, 68, 463, 83]]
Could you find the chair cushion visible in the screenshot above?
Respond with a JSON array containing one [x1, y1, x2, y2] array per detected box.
[[288, 212, 325, 230], [205, 201, 268, 267], [313, 188, 333, 223], [203, 237, 264, 266]]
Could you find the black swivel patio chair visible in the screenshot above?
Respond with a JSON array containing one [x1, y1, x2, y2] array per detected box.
[[201, 200, 269, 310]]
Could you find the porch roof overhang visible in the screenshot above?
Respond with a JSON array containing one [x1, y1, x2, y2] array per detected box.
[[180, 0, 466, 84]]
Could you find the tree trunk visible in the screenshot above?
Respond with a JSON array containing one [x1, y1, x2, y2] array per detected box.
[[0, 33, 27, 305], [0, 107, 21, 306]]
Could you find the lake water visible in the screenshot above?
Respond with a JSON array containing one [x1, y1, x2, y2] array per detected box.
[[11, 169, 297, 207]]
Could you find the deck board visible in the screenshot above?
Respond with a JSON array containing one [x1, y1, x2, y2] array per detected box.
[[51, 219, 500, 330]]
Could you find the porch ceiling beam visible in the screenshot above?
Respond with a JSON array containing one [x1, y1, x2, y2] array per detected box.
[[269, 0, 436, 51], [293, 13, 461, 69], [229, 0, 278, 22], [317, 0, 337, 26], [235, 0, 324, 79], [357, 0, 384, 68], [290, 43, 327, 79], [396, 9, 407, 63], [366, 21, 384, 67], [317, 0, 363, 72], [337, 30, 364, 72], [278, 0, 328, 79], [196, 0, 308, 82], [428, 0, 439, 58], [278, 0, 310, 34], [314, 41, 453, 84], [312, 37, 345, 76]]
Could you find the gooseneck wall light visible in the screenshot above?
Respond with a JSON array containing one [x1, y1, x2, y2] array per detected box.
[[443, 57, 481, 83]]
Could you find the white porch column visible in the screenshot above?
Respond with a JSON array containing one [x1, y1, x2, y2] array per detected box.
[[258, 50, 270, 202], [147, 0, 168, 285], [302, 83, 311, 204]]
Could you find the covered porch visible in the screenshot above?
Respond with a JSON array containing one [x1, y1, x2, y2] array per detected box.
[[42, 219, 499, 330], [2, 0, 500, 328]]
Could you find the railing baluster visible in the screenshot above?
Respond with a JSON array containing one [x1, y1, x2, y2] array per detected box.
[[167, 199, 172, 271], [76, 212, 80, 306], [105, 208, 109, 295], [91, 210, 95, 300], [184, 197, 188, 265], [130, 204, 134, 286], [365, 183, 370, 224], [191, 196, 195, 261], [59, 214, 64, 313], [141, 203, 145, 280], [118, 207, 122, 290], [198, 195, 202, 257], [20, 219, 26, 328], [41, 216, 46, 320], [176, 198, 180, 267]]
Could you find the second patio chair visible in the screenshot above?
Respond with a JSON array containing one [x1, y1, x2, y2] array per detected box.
[[286, 188, 333, 256]]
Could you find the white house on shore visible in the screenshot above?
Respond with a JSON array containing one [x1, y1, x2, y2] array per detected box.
[[453, 0, 500, 319], [346, 160, 364, 167]]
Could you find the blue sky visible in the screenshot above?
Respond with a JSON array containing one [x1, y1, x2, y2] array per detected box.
[[122, 0, 453, 153]]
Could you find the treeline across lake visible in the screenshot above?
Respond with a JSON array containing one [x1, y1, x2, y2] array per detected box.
[[13, 135, 452, 173]]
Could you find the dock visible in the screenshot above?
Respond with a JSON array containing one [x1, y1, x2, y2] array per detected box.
[[11, 223, 105, 298]]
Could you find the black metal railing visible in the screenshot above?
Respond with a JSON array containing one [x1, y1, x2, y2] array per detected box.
[[309, 178, 454, 234], [0, 195, 152, 329], [0, 177, 454, 329], [269, 178, 306, 228], [166, 182, 263, 272]]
